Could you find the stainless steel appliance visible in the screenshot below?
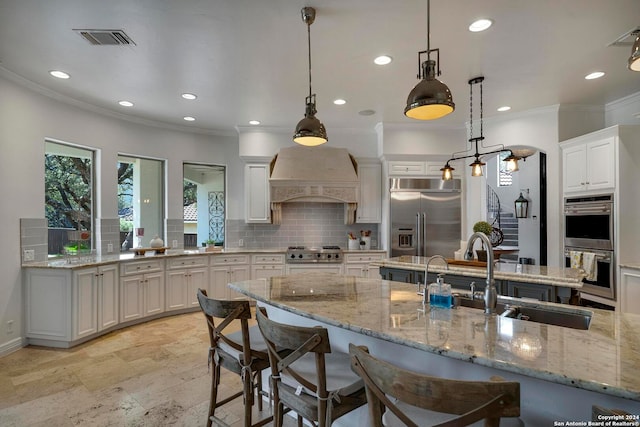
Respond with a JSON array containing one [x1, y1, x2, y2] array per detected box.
[[390, 178, 461, 258], [564, 247, 614, 300], [563, 194, 615, 300], [564, 194, 613, 250], [286, 246, 343, 263]]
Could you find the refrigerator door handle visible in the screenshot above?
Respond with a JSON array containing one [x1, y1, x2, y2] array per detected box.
[[422, 212, 427, 257], [416, 213, 421, 257]]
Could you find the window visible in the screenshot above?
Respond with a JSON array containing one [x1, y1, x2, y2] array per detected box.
[[498, 151, 513, 187], [45, 140, 95, 256], [183, 163, 226, 248], [118, 155, 165, 250]]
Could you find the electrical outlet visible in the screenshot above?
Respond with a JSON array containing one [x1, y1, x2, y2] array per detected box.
[[238, 239, 244, 247], [172, 240, 178, 248], [23, 249, 35, 262], [7, 320, 13, 334], [107, 243, 113, 253]]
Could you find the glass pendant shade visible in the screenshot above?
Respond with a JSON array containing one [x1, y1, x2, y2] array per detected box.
[[515, 192, 529, 218], [629, 34, 640, 71], [405, 60, 455, 120], [470, 158, 485, 177], [504, 153, 519, 172], [440, 162, 454, 181]]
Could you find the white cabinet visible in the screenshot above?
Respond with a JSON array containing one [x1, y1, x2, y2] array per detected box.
[[73, 264, 119, 339], [388, 161, 426, 176], [166, 256, 209, 311], [120, 259, 165, 322], [285, 264, 344, 275], [562, 137, 615, 194], [211, 254, 251, 300], [344, 252, 385, 278], [245, 163, 271, 223], [251, 253, 285, 279], [620, 267, 640, 315], [356, 163, 382, 223]]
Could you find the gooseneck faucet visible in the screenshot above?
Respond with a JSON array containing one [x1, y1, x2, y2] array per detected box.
[[465, 232, 497, 315], [417, 255, 449, 304]]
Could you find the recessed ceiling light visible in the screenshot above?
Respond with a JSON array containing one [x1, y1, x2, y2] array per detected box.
[[497, 106, 511, 112], [183, 116, 196, 122], [585, 71, 605, 80], [118, 100, 134, 107], [374, 55, 392, 65], [181, 93, 197, 100], [469, 19, 493, 32], [49, 70, 70, 79], [333, 99, 346, 105], [249, 120, 260, 125]]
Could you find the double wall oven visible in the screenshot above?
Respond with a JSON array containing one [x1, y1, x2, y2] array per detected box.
[[564, 194, 614, 301]]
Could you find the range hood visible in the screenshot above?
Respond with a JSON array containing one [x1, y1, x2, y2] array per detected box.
[[269, 146, 359, 224]]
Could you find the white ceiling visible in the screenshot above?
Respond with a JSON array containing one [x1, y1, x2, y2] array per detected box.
[[1, 0, 639, 136]]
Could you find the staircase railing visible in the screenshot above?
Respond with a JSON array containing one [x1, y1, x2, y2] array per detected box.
[[487, 184, 501, 228]]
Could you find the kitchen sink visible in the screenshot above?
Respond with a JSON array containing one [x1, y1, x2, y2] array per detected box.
[[452, 294, 592, 330]]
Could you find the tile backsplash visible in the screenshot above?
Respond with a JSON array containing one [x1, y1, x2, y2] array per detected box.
[[226, 202, 379, 249], [20, 218, 48, 262]]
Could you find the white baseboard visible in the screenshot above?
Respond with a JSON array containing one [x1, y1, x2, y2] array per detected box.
[[0, 336, 25, 357]]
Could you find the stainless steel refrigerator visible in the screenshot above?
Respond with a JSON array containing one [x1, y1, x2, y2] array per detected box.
[[390, 178, 462, 258]]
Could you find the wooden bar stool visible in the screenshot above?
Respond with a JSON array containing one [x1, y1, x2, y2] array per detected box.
[[349, 344, 522, 427], [197, 289, 272, 427], [255, 307, 367, 427]]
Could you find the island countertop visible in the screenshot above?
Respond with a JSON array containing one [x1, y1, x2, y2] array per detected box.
[[229, 272, 640, 405], [373, 255, 585, 288]]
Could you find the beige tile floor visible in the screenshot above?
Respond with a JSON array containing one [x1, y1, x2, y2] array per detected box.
[[0, 311, 296, 427]]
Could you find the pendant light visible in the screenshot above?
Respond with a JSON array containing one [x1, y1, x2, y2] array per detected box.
[[404, 0, 455, 120], [293, 7, 327, 146], [629, 32, 640, 71]]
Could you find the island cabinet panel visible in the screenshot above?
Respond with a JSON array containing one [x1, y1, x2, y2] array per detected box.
[[506, 280, 554, 302], [620, 267, 640, 314], [379, 267, 414, 283]]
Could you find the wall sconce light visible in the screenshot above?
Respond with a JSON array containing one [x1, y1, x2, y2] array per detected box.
[[514, 189, 530, 218]]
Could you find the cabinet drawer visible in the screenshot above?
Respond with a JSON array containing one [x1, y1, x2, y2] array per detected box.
[[345, 253, 385, 263], [252, 254, 285, 264], [121, 259, 164, 275], [211, 254, 249, 265], [167, 256, 208, 270]]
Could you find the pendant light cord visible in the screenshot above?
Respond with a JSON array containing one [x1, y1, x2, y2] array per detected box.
[[307, 20, 312, 99]]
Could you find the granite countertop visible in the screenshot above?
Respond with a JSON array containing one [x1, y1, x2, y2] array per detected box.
[[229, 272, 640, 402], [374, 255, 585, 288], [22, 248, 387, 269]]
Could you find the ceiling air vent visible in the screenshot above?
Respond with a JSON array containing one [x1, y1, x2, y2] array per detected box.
[[608, 26, 640, 47], [74, 29, 136, 46]]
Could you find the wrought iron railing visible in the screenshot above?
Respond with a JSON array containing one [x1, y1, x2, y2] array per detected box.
[[486, 184, 501, 228]]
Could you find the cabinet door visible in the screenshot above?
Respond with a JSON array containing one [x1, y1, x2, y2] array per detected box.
[[357, 164, 382, 223], [144, 272, 165, 316], [507, 281, 553, 302], [245, 163, 271, 223], [74, 268, 98, 339], [586, 138, 615, 191], [166, 270, 188, 311], [188, 267, 209, 307], [621, 268, 640, 314], [229, 266, 250, 300], [344, 264, 366, 277], [252, 265, 286, 280], [563, 145, 587, 193], [98, 265, 119, 331], [120, 276, 143, 322], [210, 266, 232, 300]]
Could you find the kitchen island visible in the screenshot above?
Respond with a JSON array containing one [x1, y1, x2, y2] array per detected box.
[[229, 273, 640, 425]]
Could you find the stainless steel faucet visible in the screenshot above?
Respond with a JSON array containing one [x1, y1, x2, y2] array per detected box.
[[465, 232, 497, 315], [417, 255, 450, 304]]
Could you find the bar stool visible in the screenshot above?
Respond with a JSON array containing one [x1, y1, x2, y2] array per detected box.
[[196, 289, 271, 427], [255, 307, 367, 427], [349, 344, 522, 427]]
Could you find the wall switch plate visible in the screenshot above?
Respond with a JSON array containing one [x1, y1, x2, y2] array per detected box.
[[107, 243, 113, 253], [238, 239, 244, 247], [6, 320, 13, 334], [23, 249, 35, 262], [172, 240, 178, 248]]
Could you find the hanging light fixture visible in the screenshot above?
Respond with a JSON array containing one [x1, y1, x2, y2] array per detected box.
[[404, 0, 455, 120], [629, 31, 640, 71], [293, 7, 327, 146], [441, 76, 522, 180], [514, 190, 530, 219]]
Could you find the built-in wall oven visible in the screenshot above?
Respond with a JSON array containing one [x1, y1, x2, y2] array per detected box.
[[564, 194, 615, 301]]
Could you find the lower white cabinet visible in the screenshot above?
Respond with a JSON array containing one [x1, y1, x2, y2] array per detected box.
[[74, 264, 119, 339], [620, 267, 640, 315], [120, 259, 165, 322], [344, 252, 385, 278], [285, 264, 344, 275], [251, 254, 285, 279], [210, 254, 251, 300], [165, 256, 209, 311]]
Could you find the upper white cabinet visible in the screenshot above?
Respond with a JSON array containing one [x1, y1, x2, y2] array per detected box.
[[245, 163, 271, 223], [561, 136, 615, 194], [356, 163, 382, 223], [388, 161, 425, 176]]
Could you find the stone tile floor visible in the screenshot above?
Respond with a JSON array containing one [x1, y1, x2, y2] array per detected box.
[[0, 312, 297, 426]]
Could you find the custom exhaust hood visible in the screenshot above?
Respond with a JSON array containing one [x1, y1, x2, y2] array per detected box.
[[269, 146, 359, 224]]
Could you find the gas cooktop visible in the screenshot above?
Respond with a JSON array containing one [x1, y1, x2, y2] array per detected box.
[[286, 246, 343, 263]]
